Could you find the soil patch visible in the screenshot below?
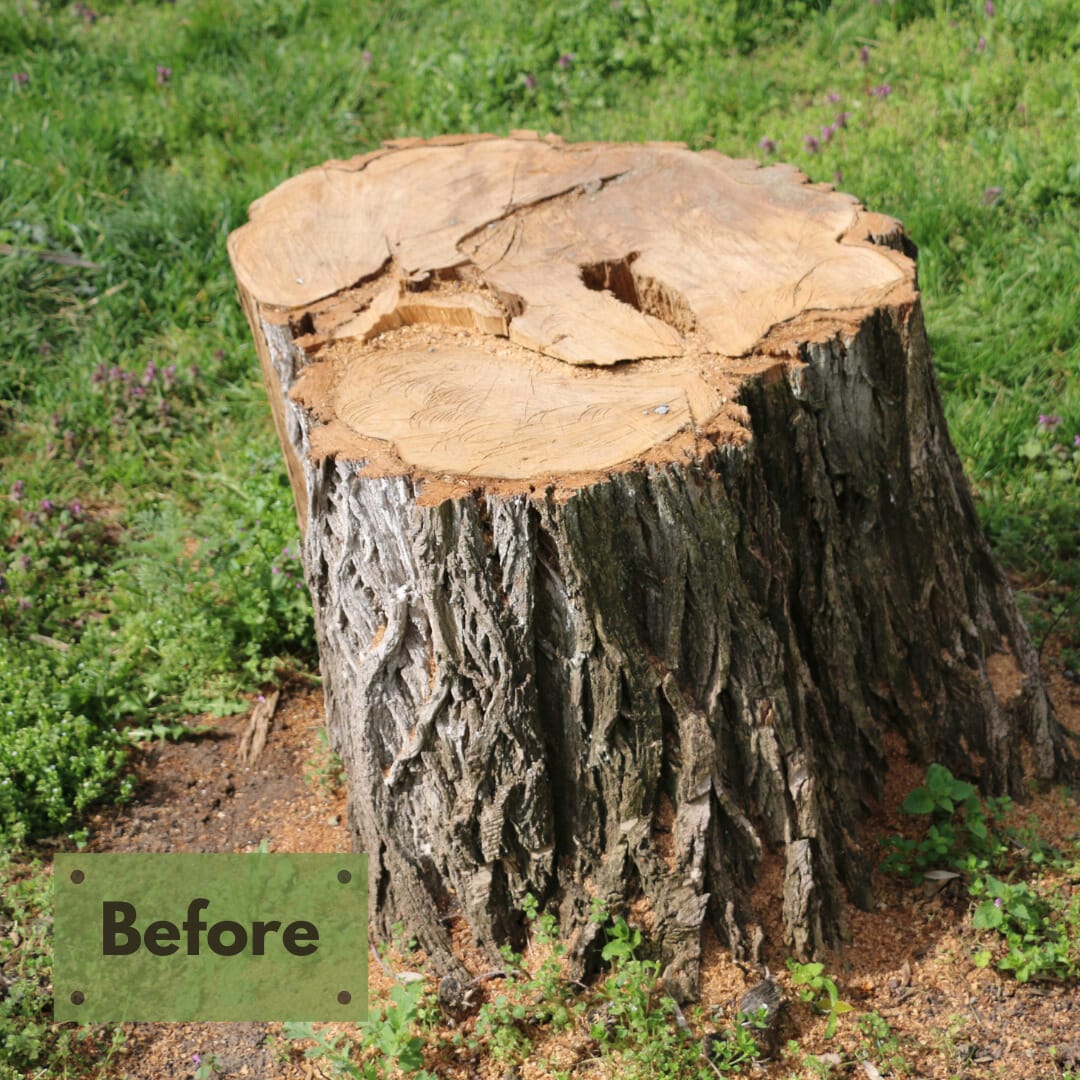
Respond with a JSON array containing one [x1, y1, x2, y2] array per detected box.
[[76, 666, 1079, 1079]]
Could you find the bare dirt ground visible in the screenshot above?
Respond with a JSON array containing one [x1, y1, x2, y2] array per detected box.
[[67, 663, 1080, 1080]]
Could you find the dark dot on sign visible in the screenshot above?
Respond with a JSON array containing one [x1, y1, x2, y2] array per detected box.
[[337, 870, 352, 884], [71, 991, 85, 1005], [337, 991, 352, 1005], [70, 869, 85, 884]]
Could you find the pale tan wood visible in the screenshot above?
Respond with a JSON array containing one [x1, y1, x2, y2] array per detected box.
[[304, 344, 730, 480], [238, 689, 279, 767], [227, 135, 917, 491], [228, 136, 913, 356]]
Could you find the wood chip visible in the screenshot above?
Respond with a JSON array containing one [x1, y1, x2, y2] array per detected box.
[[238, 690, 279, 766]]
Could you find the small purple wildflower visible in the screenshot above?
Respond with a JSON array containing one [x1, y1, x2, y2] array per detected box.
[[20, 555, 31, 570], [523, 73, 537, 90], [557, 53, 574, 70], [1038, 414, 1062, 429], [213, 348, 225, 361], [164, 363, 177, 388], [70, 500, 83, 517], [803, 134, 820, 153], [870, 84, 893, 98], [92, 363, 108, 385], [272, 566, 281, 574], [759, 136, 777, 154], [985, 0, 995, 15], [982, 186, 1002, 206], [0, 574, 6, 594], [156, 64, 172, 86], [835, 111, 850, 128], [18, 598, 31, 610], [834, 171, 843, 185], [821, 124, 837, 142], [39, 499, 55, 515], [361, 49, 373, 65], [128, 384, 146, 400], [193, 1054, 202, 1067], [188, 364, 201, 381], [858, 46, 871, 66], [826, 92, 842, 104], [1074, 434, 1080, 447], [977, 35, 987, 52], [11, 480, 24, 501], [13, 72, 29, 85]]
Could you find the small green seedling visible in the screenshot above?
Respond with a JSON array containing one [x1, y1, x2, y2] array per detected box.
[[786, 959, 852, 1038]]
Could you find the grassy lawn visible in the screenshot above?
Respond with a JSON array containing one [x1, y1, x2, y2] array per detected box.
[[1, 0, 1077, 1075]]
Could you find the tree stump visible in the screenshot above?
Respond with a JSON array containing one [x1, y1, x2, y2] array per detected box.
[[228, 133, 1070, 997]]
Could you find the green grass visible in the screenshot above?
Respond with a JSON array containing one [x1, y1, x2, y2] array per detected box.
[[0, 4, 1077, 1069]]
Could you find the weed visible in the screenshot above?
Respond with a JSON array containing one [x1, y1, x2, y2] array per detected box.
[[969, 866, 1080, 982], [283, 978, 434, 1079], [473, 895, 575, 1063], [880, 763, 1010, 880], [589, 914, 760, 1076], [192, 1051, 223, 1080], [885, 766, 1080, 984], [856, 1011, 912, 1074], [305, 728, 346, 796], [786, 959, 853, 1039]]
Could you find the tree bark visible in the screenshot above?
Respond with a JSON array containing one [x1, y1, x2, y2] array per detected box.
[[228, 133, 1071, 999]]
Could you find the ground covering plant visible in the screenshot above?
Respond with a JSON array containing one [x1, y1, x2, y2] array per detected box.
[[883, 763, 1080, 984], [1, 0, 1077, 1076], [785, 960, 852, 1039], [283, 900, 768, 1078]]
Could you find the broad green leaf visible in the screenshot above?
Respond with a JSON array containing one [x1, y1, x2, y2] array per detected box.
[[903, 787, 935, 815], [972, 902, 1003, 930]]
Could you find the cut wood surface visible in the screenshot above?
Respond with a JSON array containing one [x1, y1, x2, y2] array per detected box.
[[229, 133, 1071, 1000], [229, 133, 914, 493]]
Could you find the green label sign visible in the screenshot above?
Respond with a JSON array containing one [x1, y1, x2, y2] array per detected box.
[[54, 854, 367, 1022]]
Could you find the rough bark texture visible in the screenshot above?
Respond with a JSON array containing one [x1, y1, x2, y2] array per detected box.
[[228, 134, 1071, 999]]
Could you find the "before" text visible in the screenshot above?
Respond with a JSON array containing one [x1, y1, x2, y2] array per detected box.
[[101, 898, 319, 957]]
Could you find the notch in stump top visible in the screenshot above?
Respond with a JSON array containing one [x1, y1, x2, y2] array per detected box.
[[227, 133, 917, 503]]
